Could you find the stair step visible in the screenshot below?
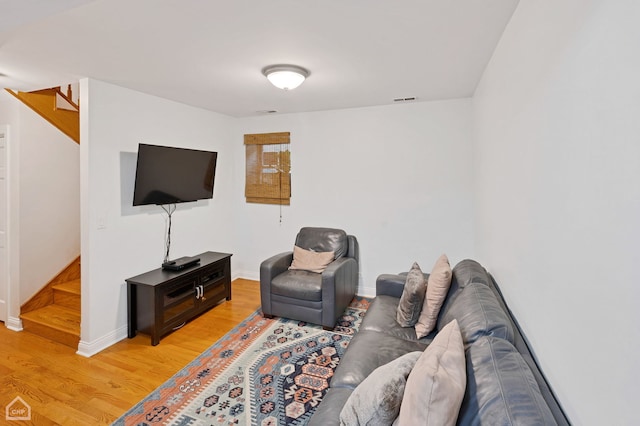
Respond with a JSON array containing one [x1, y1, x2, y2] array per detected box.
[[21, 305, 80, 348], [53, 279, 81, 311], [53, 279, 81, 295]]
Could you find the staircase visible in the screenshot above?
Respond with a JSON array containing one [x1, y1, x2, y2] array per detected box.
[[20, 257, 81, 348], [6, 84, 81, 347], [5, 85, 80, 144]]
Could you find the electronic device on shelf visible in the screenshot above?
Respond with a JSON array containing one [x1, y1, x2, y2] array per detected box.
[[161, 256, 201, 271]]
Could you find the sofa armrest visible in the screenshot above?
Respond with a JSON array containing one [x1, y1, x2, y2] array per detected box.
[[375, 274, 406, 298], [308, 388, 352, 426], [376, 272, 430, 298], [261, 252, 293, 278], [260, 252, 293, 316]]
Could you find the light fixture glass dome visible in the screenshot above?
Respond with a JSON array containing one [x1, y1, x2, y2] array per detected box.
[[262, 65, 309, 90]]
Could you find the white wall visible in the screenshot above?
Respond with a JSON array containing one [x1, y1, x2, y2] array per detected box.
[[0, 90, 80, 315], [473, 1, 640, 424], [79, 79, 237, 355], [78, 82, 474, 353], [18, 99, 80, 303], [235, 100, 475, 295]]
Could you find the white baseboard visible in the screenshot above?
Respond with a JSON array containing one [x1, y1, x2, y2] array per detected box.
[[358, 284, 376, 299], [233, 270, 259, 281], [76, 325, 128, 357], [5, 316, 23, 331]]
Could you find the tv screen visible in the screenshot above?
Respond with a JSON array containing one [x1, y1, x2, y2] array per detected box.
[[133, 143, 217, 206]]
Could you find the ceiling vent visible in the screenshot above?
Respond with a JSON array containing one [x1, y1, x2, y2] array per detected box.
[[393, 97, 417, 103]]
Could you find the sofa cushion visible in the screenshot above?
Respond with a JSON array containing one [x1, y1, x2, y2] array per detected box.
[[395, 319, 466, 426], [396, 262, 428, 327], [340, 351, 422, 425], [289, 245, 334, 273], [438, 282, 514, 347], [439, 259, 493, 317], [458, 336, 558, 425], [416, 254, 452, 338], [330, 330, 428, 389], [361, 295, 435, 343], [450, 258, 492, 290]]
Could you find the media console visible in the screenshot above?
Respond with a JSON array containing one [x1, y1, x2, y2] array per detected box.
[[126, 251, 232, 345]]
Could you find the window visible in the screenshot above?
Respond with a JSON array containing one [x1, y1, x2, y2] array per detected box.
[[244, 132, 290, 205]]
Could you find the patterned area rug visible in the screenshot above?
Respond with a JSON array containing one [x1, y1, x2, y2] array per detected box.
[[114, 297, 370, 426]]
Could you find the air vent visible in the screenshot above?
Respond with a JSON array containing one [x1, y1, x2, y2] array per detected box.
[[393, 97, 417, 102]]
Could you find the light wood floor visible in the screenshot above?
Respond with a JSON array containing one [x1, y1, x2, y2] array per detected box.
[[0, 278, 261, 426]]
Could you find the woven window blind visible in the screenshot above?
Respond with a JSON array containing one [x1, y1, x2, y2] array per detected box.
[[244, 132, 291, 205]]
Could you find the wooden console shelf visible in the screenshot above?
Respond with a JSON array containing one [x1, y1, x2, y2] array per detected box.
[[126, 251, 232, 345]]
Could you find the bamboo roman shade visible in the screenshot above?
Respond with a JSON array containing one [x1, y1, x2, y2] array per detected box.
[[244, 132, 291, 205]]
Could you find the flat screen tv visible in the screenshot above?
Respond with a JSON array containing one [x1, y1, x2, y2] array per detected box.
[[133, 143, 218, 206]]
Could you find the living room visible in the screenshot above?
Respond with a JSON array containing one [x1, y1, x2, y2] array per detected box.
[[1, 1, 638, 425]]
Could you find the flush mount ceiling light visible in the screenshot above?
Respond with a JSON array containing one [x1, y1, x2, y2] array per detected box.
[[262, 65, 310, 90]]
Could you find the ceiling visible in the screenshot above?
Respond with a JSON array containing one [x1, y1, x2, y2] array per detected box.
[[0, 0, 519, 117]]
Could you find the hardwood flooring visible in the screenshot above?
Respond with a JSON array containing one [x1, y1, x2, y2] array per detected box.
[[0, 278, 261, 426]]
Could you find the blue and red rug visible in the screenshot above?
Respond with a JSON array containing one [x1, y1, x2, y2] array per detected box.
[[114, 297, 370, 425]]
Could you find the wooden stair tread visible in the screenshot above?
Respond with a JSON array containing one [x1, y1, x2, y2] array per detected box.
[[19, 256, 81, 348], [21, 305, 80, 335], [53, 279, 81, 295]]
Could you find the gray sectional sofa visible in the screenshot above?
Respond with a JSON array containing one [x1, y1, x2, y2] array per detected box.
[[309, 259, 569, 425]]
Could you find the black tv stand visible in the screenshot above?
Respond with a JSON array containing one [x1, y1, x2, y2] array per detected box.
[[162, 255, 201, 271], [126, 251, 232, 345]]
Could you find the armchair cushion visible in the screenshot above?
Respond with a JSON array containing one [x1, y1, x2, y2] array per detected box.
[[289, 245, 335, 273], [272, 270, 323, 302], [295, 227, 349, 259]]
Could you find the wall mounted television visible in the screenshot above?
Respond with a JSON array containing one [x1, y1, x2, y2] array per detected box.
[[133, 143, 218, 206]]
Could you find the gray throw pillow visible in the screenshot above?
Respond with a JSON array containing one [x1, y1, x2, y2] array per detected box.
[[396, 262, 427, 327], [339, 351, 422, 426]]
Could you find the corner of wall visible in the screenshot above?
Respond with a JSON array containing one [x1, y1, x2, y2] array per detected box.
[[76, 324, 128, 357]]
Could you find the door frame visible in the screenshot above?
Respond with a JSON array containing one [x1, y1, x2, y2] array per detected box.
[[0, 124, 22, 330], [0, 126, 7, 322]]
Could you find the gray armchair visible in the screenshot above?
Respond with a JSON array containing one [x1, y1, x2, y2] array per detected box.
[[260, 227, 359, 330]]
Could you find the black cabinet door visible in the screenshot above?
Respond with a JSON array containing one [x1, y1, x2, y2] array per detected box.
[[162, 277, 198, 325], [198, 262, 229, 311]]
